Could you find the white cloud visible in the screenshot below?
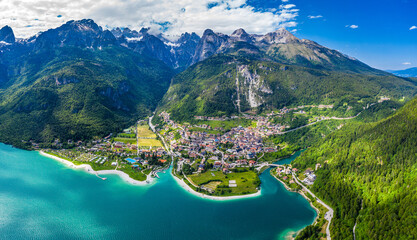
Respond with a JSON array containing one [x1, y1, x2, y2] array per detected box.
[[403, 62, 412, 65], [0, 0, 300, 39], [410, 26, 417, 30], [280, 4, 296, 9], [308, 15, 323, 19], [281, 0, 290, 2], [346, 24, 359, 29]]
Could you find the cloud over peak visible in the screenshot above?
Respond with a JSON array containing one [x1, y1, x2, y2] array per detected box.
[[0, 0, 299, 39]]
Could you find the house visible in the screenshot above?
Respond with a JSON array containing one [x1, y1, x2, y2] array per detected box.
[[249, 160, 256, 167], [159, 159, 167, 163], [307, 173, 316, 181], [198, 164, 205, 172], [111, 162, 117, 166], [229, 180, 237, 187], [213, 161, 222, 168]]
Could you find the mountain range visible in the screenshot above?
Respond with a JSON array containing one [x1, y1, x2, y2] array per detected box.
[[388, 67, 417, 77], [0, 19, 416, 147]]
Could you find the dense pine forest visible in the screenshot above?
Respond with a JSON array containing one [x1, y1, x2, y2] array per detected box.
[[293, 97, 417, 239]]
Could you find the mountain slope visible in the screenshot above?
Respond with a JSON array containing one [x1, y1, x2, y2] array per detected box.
[[388, 67, 417, 77], [0, 22, 174, 148], [189, 28, 387, 75], [293, 97, 417, 239], [157, 54, 417, 122]]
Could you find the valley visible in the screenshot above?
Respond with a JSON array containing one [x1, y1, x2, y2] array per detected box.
[[1, 18, 417, 240]]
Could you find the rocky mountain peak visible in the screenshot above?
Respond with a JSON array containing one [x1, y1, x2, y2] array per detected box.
[[0, 25, 16, 43], [33, 19, 116, 49], [260, 28, 299, 44], [191, 28, 229, 64], [177, 32, 200, 44], [230, 28, 252, 42], [66, 19, 102, 33]]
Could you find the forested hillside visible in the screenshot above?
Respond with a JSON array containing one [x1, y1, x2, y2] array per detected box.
[[0, 46, 173, 148], [293, 97, 417, 239], [157, 54, 417, 122]]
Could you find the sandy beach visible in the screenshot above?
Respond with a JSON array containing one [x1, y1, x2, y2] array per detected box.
[[39, 151, 153, 186], [171, 172, 261, 201]]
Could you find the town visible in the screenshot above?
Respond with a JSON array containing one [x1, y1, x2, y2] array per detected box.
[[37, 104, 338, 194]]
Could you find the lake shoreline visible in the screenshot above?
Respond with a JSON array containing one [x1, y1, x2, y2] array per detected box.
[[171, 172, 261, 201], [39, 151, 154, 186], [270, 169, 320, 236]]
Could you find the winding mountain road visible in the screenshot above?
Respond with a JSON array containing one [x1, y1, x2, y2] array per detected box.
[[292, 173, 334, 240]]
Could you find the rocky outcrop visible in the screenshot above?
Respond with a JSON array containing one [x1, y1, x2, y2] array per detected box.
[[0, 26, 15, 43], [33, 19, 116, 49], [238, 65, 273, 108], [191, 29, 229, 64]]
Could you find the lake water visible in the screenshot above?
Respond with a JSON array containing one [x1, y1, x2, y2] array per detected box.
[[0, 143, 315, 239]]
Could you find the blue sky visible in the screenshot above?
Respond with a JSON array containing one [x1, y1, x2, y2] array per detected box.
[[1, 0, 415, 70], [249, 0, 417, 70]]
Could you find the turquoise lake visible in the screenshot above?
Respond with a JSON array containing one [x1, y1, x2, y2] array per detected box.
[[0, 143, 315, 239]]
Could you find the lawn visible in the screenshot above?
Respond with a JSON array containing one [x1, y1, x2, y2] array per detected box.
[[113, 137, 137, 144], [189, 169, 260, 196], [137, 125, 157, 138], [202, 181, 222, 192], [137, 138, 163, 147], [118, 165, 147, 181]]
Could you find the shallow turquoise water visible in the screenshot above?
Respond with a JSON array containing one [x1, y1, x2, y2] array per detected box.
[[0, 143, 315, 239], [275, 150, 305, 165]]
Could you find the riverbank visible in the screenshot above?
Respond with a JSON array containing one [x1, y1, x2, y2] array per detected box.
[[39, 151, 154, 186], [171, 172, 261, 201]]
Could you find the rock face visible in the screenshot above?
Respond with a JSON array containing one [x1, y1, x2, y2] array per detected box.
[[171, 32, 200, 69], [191, 29, 229, 65], [33, 19, 117, 49], [0, 18, 384, 74], [0, 26, 15, 43], [257, 28, 299, 44], [237, 65, 273, 108], [230, 28, 253, 43]]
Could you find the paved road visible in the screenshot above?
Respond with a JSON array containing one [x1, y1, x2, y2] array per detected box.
[[149, 115, 171, 154], [278, 112, 362, 135], [292, 173, 334, 240], [353, 199, 363, 240]]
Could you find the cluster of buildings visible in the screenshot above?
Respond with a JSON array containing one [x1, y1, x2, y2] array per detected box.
[[276, 165, 298, 183], [302, 168, 317, 185], [194, 115, 239, 121], [158, 112, 285, 174]]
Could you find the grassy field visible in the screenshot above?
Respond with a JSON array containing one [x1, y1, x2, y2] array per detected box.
[[202, 181, 222, 192], [118, 165, 147, 181], [113, 137, 137, 144], [137, 138, 163, 147], [137, 125, 157, 138], [189, 170, 260, 196]]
